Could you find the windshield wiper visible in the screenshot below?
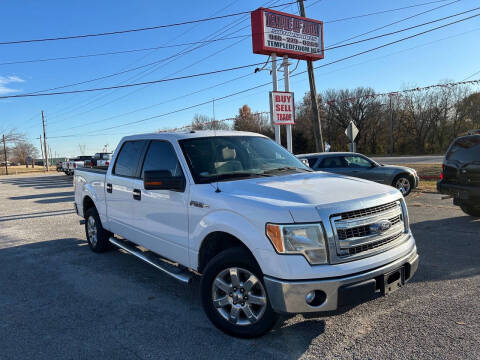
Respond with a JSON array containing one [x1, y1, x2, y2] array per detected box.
[[263, 166, 313, 174]]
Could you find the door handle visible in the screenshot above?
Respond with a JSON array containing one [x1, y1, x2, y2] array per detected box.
[[106, 183, 112, 193], [133, 189, 141, 201]]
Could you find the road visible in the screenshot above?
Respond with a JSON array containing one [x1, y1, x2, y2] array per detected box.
[[0, 173, 478, 360], [371, 155, 443, 164]]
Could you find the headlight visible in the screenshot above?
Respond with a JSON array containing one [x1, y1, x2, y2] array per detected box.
[[266, 223, 328, 265]]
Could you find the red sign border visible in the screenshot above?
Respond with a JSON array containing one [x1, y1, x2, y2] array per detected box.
[[251, 8, 324, 61], [270, 90, 295, 125]]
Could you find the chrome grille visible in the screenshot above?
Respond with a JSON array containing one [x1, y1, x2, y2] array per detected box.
[[335, 201, 398, 220], [330, 201, 406, 259]]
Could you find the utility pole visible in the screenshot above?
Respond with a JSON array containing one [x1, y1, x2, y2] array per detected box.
[[2, 134, 8, 175], [298, 0, 324, 152], [41, 110, 49, 171]]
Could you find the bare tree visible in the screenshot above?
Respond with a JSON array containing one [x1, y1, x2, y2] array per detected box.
[[191, 114, 231, 131], [11, 141, 39, 164], [233, 105, 273, 137]]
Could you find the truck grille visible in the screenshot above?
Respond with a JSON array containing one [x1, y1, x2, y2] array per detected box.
[[330, 201, 406, 259]]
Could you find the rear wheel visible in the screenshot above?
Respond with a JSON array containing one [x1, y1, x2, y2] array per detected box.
[[393, 174, 413, 196], [84, 207, 112, 252], [460, 204, 480, 217], [201, 247, 278, 338]]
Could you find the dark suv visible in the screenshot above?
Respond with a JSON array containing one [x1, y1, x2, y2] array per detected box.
[[437, 131, 480, 217]]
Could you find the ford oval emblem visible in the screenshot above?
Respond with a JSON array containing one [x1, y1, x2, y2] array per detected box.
[[370, 219, 392, 234]]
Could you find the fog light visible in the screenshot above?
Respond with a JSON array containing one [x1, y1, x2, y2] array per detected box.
[[306, 291, 316, 304], [305, 290, 327, 307]]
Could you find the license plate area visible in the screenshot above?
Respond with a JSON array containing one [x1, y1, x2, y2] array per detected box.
[[381, 267, 405, 295]]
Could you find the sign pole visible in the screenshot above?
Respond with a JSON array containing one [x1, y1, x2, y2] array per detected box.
[[282, 55, 293, 152], [271, 53, 281, 145]]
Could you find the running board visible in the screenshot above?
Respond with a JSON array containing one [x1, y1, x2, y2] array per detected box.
[[109, 237, 192, 284]]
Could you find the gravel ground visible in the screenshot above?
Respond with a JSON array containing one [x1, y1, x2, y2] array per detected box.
[[0, 173, 478, 360]]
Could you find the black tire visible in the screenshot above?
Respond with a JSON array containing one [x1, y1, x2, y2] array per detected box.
[[84, 207, 112, 252], [460, 204, 480, 217], [201, 247, 278, 338], [393, 174, 413, 196]]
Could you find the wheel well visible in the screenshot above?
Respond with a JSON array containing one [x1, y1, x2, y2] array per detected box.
[[82, 196, 95, 218], [198, 232, 255, 274], [393, 172, 413, 185]]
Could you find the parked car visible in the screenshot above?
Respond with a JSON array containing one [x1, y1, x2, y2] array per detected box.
[[437, 132, 480, 217], [74, 131, 418, 338], [56, 162, 63, 172], [297, 152, 419, 196]]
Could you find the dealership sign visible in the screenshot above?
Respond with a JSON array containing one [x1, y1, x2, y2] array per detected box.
[[270, 91, 295, 125], [251, 8, 324, 61]]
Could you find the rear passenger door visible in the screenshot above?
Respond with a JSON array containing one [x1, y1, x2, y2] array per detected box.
[[316, 156, 350, 175], [105, 140, 147, 240], [130, 140, 190, 266]]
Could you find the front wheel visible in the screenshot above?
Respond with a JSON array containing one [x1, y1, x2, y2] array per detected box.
[[460, 203, 480, 217], [393, 174, 413, 196], [201, 247, 278, 338]]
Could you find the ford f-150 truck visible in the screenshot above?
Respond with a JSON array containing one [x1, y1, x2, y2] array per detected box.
[[74, 131, 419, 338]]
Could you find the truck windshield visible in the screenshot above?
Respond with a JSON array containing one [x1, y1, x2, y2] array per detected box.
[[179, 136, 311, 183]]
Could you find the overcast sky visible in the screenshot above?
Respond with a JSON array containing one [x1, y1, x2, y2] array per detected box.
[[1, 0, 479, 157]]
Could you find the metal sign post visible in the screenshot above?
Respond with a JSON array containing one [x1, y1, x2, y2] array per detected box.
[[282, 55, 293, 152], [271, 53, 281, 144]]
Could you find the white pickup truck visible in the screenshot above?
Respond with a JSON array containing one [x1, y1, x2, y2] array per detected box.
[[63, 156, 92, 176], [74, 131, 419, 338]]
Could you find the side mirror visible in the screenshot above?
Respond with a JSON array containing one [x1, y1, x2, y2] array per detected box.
[[144, 170, 186, 192]]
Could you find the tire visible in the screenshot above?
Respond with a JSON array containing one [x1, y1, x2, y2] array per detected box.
[[84, 207, 112, 252], [460, 204, 480, 217], [201, 247, 278, 338], [393, 174, 413, 196]]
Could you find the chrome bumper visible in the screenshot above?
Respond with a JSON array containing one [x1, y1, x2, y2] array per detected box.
[[264, 247, 419, 314]]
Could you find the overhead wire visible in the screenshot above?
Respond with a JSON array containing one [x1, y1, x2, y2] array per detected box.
[[46, 13, 480, 137], [0, 1, 300, 45], [4, 10, 479, 100]]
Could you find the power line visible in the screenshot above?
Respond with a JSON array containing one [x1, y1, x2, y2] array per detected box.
[[329, 0, 461, 46], [324, 0, 454, 24], [0, 34, 251, 66], [47, 24, 480, 137], [324, 6, 480, 51], [43, 2, 266, 122], [0, 1, 300, 45], [4, 11, 479, 101]]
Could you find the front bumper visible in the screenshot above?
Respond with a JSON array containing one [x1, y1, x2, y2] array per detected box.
[[264, 246, 419, 313]]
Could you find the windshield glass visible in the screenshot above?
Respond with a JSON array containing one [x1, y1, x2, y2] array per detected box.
[[179, 136, 310, 183]]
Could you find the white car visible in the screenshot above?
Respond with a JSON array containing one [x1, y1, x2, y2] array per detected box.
[[74, 131, 419, 337]]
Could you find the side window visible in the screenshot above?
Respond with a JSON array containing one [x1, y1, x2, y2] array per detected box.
[[113, 141, 146, 177], [345, 155, 372, 168], [320, 156, 346, 168], [141, 141, 184, 179]]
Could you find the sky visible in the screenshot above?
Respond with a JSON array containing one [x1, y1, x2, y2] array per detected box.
[[0, 0, 479, 158]]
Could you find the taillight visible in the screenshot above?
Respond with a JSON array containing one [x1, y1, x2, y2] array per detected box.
[[106, 161, 110, 166], [74, 163, 77, 169], [440, 165, 444, 180]]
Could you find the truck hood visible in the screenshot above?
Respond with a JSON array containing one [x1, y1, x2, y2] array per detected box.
[[218, 171, 400, 209]]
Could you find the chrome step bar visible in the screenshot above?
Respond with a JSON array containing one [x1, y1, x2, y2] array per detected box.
[[109, 237, 192, 284]]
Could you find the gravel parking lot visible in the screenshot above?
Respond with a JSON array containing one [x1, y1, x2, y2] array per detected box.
[[0, 173, 478, 360]]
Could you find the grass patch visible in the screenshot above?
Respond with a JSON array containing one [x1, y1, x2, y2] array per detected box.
[[0, 166, 58, 176]]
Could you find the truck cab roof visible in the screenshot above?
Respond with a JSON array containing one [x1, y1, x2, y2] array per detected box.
[[119, 130, 266, 143]]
